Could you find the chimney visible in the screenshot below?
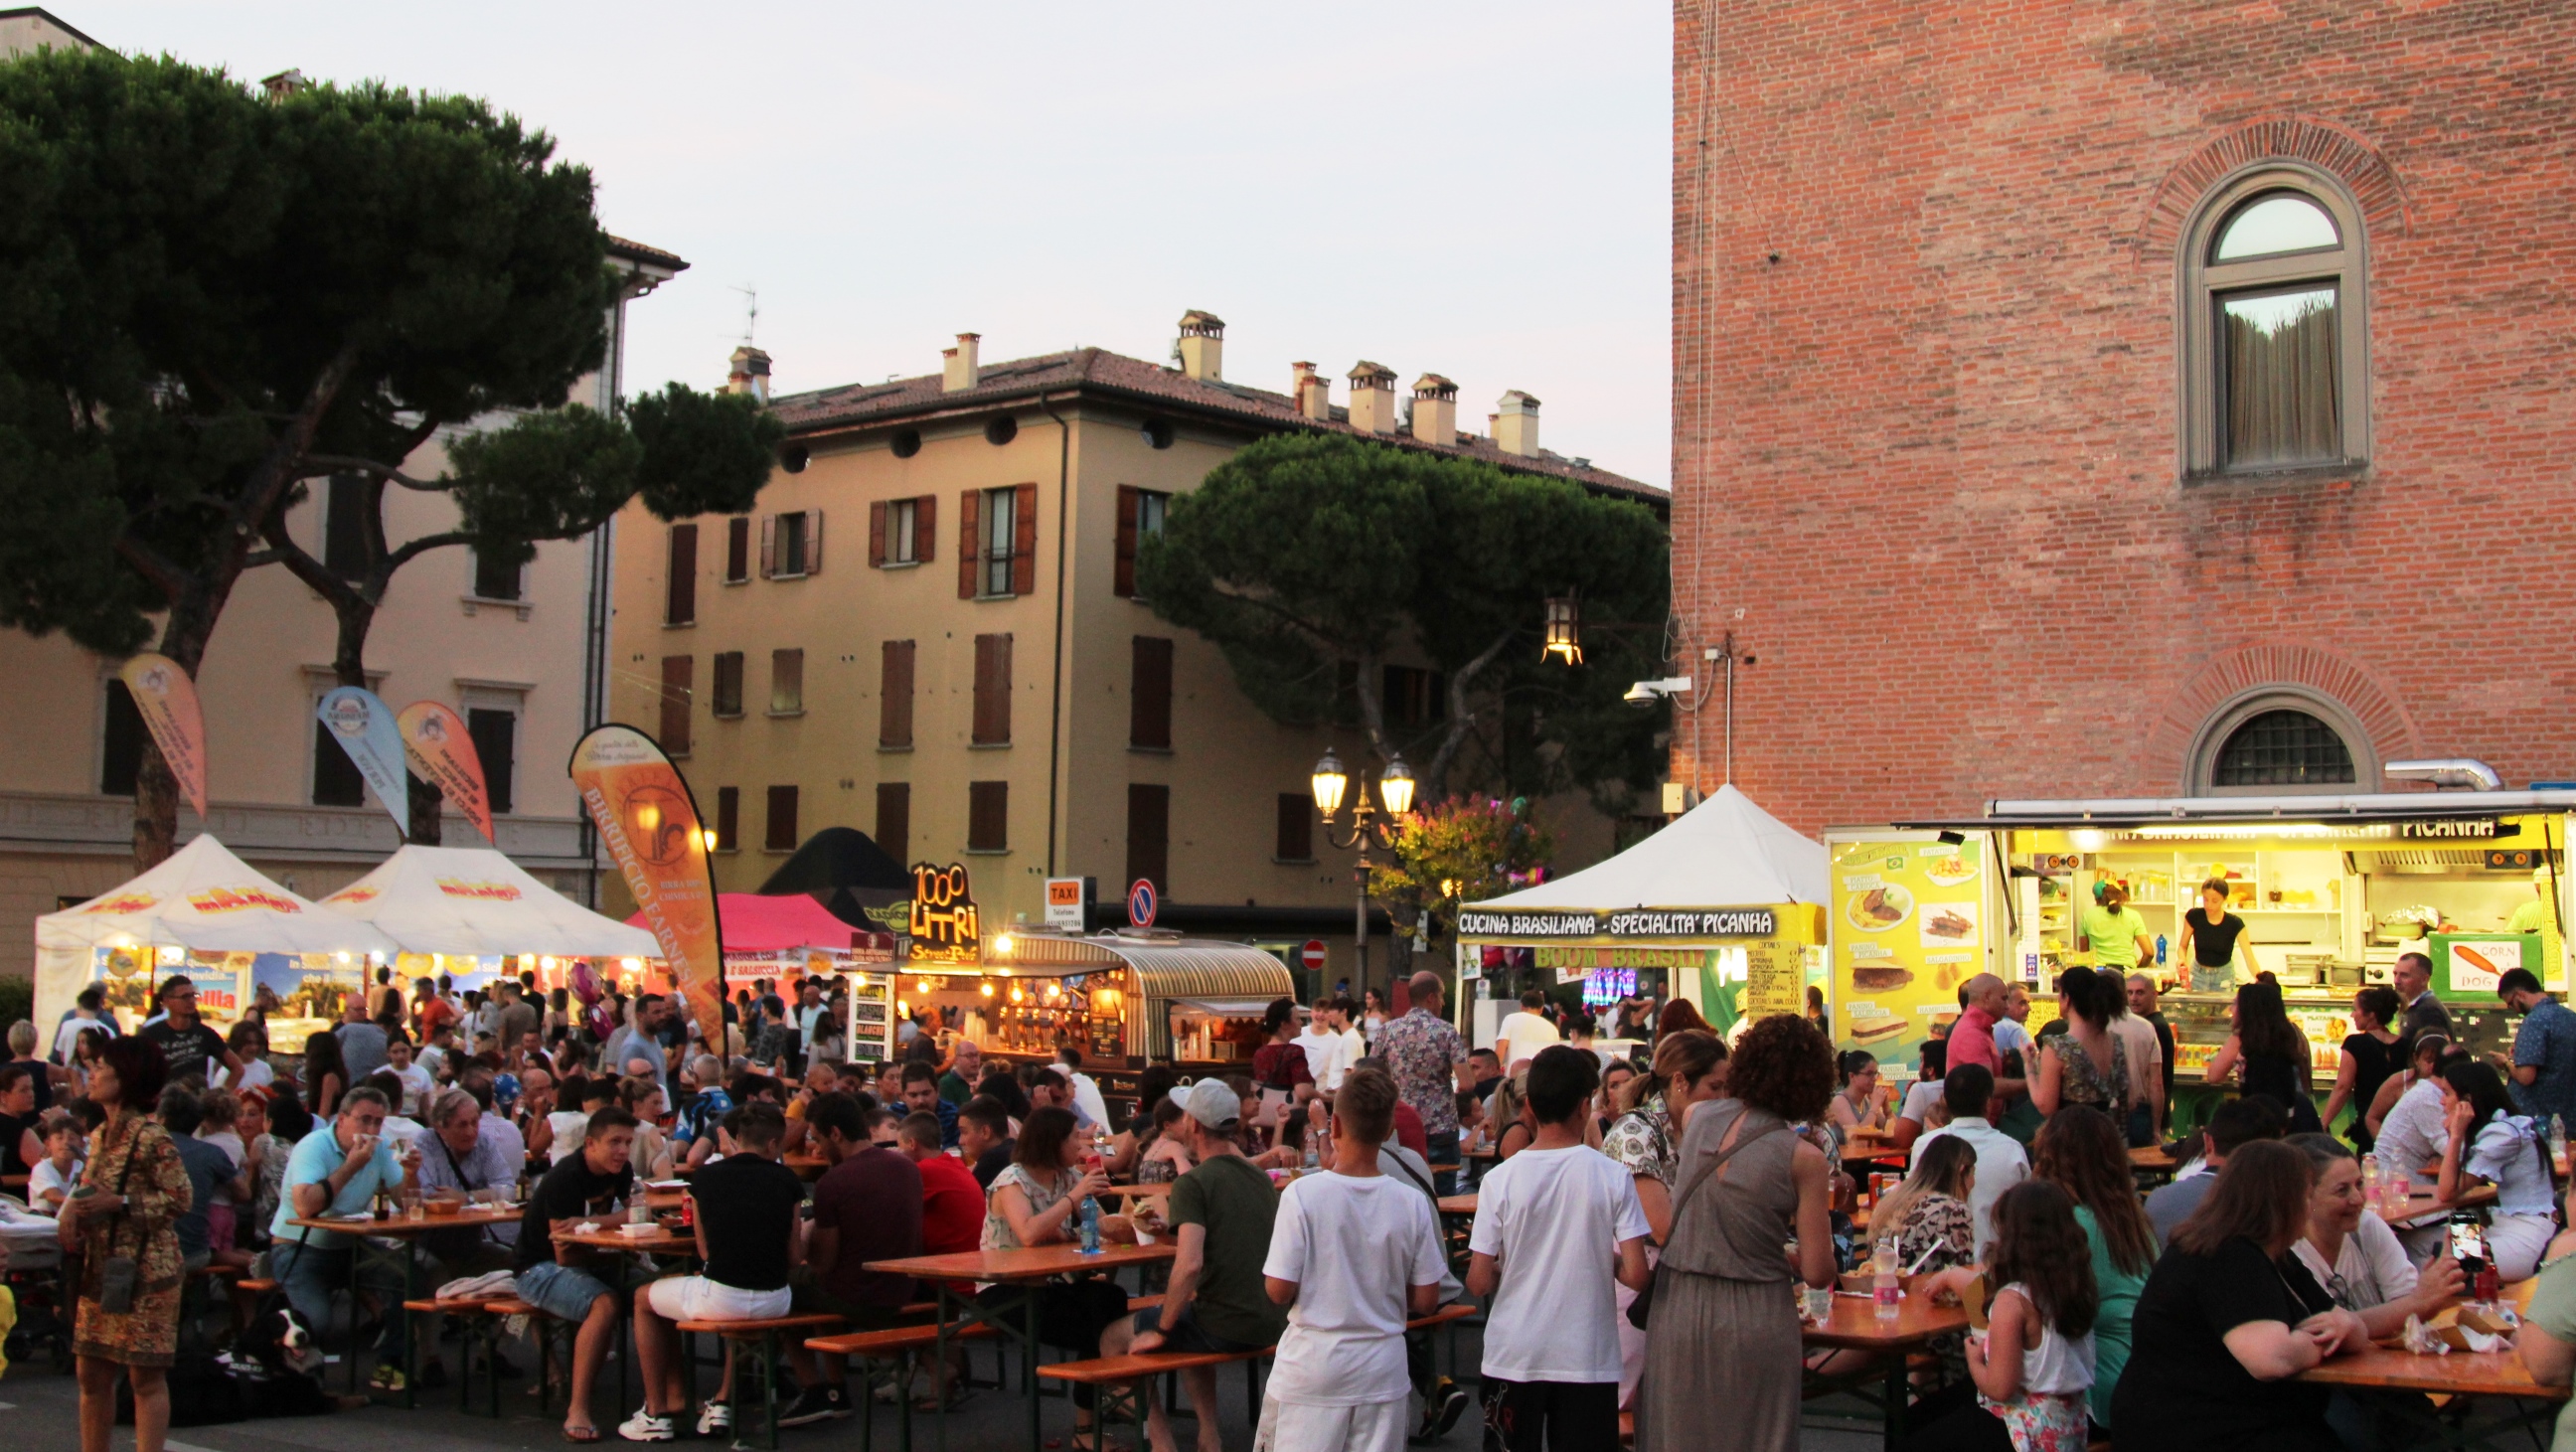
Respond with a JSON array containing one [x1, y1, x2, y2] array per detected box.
[[1347, 361, 1398, 434], [1410, 374, 1458, 446], [725, 346, 771, 403], [1493, 390, 1540, 456], [1291, 362, 1332, 420], [1177, 310, 1224, 382], [942, 332, 981, 393]]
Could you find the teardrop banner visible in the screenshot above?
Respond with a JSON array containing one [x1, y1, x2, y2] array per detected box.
[[567, 724, 724, 1037], [117, 653, 210, 820], [315, 686, 408, 836], [398, 701, 495, 845]]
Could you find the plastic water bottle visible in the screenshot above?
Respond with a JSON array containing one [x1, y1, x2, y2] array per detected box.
[[1078, 1197, 1102, 1255], [1873, 1236, 1900, 1322], [2360, 1152, 2380, 1204], [2155, 935, 2169, 966], [2552, 1115, 2568, 1172]]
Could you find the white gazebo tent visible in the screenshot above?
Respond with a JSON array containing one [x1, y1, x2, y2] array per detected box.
[[316, 845, 660, 960], [34, 835, 402, 1029], [1459, 784, 1830, 1042]]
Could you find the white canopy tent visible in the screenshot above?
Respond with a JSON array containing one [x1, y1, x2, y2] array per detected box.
[[317, 844, 660, 959], [34, 836, 402, 1029], [1470, 784, 1828, 913]]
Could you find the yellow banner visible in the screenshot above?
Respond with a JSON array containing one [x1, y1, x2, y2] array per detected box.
[[568, 725, 723, 1036], [1834, 840, 1987, 1064], [400, 702, 496, 846], [118, 653, 209, 820]]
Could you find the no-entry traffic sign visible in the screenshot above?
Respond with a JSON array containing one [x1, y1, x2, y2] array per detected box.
[[1300, 939, 1328, 972]]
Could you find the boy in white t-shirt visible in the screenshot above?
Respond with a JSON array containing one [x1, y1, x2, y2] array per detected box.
[[386, 1037, 435, 1120], [1258, 1066, 1448, 1452], [1466, 1046, 1652, 1451]]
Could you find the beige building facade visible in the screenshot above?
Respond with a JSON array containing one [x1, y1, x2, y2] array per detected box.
[[0, 230, 686, 976], [608, 314, 1661, 984]]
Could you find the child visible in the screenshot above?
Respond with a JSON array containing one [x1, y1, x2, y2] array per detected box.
[[197, 1088, 255, 1267], [1258, 1066, 1448, 1452], [1955, 1180, 2100, 1452], [1464, 1046, 1653, 1450], [28, 1118, 81, 1215]]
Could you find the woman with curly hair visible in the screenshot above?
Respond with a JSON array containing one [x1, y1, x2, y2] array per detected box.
[[65, 1037, 190, 1452], [1636, 1014, 1836, 1452]]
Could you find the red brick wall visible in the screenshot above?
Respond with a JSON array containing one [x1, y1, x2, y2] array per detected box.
[[1670, 0, 2576, 835]]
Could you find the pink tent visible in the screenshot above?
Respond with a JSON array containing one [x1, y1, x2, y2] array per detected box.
[[627, 893, 863, 953]]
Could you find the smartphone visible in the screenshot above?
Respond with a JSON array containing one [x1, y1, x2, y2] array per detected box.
[[2448, 1210, 2490, 1276]]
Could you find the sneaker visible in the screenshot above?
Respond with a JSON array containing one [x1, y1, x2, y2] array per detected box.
[[1428, 1377, 1471, 1438], [616, 1407, 676, 1442], [696, 1400, 731, 1437], [369, 1364, 407, 1393], [777, 1384, 852, 1426]]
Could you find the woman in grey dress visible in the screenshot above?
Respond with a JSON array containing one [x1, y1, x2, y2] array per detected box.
[[1637, 1014, 1838, 1452]]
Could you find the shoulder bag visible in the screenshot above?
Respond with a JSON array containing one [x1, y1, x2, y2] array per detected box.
[[1626, 1112, 1788, 1329]]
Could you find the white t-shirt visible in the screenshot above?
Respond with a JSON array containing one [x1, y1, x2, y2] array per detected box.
[[391, 1063, 434, 1118], [1468, 1144, 1649, 1384], [52, 1016, 107, 1063], [2376, 1078, 2448, 1189], [28, 1156, 80, 1212], [546, 1109, 592, 1164], [1067, 1070, 1111, 1131], [1263, 1169, 1448, 1406], [1910, 1116, 2029, 1256], [1491, 1011, 1561, 1071], [1897, 1078, 1944, 1127], [1338, 1027, 1367, 1077], [1294, 1028, 1346, 1090], [2293, 1214, 2418, 1311], [235, 1057, 276, 1096]]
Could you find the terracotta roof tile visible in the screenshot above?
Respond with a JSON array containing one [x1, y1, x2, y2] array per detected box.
[[604, 235, 688, 272], [767, 347, 1663, 504]]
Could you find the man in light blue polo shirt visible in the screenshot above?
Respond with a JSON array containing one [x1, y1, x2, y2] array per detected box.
[[269, 1086, 421, 1391]]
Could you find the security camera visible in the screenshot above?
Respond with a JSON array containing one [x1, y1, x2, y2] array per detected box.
[[1623, 681, 1660, 708]]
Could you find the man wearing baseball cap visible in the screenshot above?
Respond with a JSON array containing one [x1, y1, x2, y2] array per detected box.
[[1095, 1078, 1288, 1452]]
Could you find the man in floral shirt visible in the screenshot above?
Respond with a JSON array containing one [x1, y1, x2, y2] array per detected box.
[[1377, 971, 1470, 1192]]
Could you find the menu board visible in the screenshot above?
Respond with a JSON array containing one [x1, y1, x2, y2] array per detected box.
[[1833, 839, 1989, 1067]]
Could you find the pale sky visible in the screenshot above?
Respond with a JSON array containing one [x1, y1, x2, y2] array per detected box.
[[63, 2, 1674, 487]]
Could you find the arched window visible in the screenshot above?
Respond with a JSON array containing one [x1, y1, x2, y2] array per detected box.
[[2178, 170, 2370, 477], [2210, 710, 2355, 787]]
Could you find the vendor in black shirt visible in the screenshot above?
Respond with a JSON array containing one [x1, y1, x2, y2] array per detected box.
[[2180, 879, 2256, 996], [620, 1102, 804, 1443], [514, 1104, 638, 1444], [139, 975, 244, 1089], [2111, 1140, 2366, 1450]]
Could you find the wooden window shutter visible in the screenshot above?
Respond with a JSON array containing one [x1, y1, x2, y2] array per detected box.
[[665, 524, 698, 624], [869, 502, 887, 566], [1129, 636, 1173, 749], [957, 490, 980, 598], [1275, 793, 1313, 861], [658, 655, 693, 754], [967, 780, 1009, 853], [973, 633, 1013, 744], [915, 494, 936, 564], [806, 510, 823, 572], [759, 515, 777, 578], [875, 782, 910, 865], [1125, 783, 1170, 894], [725, 517, 751, 582], [1114, 486, 1139, 597], [715, 786, 738, 852], [880, 639, 915, 747], [1011, 482, 1038, 596], [765, 784, 799, 852]]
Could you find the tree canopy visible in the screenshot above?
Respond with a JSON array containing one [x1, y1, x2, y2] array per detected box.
[[0, 50, 779, 860], [1135, 432, 1671, 810]]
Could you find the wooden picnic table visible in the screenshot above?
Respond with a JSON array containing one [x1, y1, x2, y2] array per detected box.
[[864, 1243, 1175, 1452], [1437, 1194, 1477, 1216], [2301, 1339, 2569, 1448], [2373, 1182, 2497, 1227], [554, 1222, 698, 1254], [1802, 1291, 1973, 1451], [286, 1205, 527, 1400]]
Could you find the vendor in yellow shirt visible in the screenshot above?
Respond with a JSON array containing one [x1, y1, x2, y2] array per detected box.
[[2079, 881, 2157, 970], [2508, 868, 2563, 987]]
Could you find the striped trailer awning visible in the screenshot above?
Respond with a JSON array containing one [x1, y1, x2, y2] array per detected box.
[[982, 933, 1294, 1058]]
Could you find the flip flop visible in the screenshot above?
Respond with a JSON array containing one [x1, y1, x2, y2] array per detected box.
[[562, 1424, 602, 1444]]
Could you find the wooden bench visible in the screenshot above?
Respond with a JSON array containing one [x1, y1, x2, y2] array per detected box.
[[483, 1298, 580, 1417], [805, 1295, 1167, 1452], [672, 1312, 848, 1452], [1037, 1303, 1479, 1448], [402, 1297, 516, 1416]]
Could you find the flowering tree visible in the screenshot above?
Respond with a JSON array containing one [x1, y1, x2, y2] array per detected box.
[[1368, 796, 1555, 978]]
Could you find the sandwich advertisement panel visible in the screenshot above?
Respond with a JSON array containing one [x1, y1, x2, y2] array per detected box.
[[1833, 836, 1992, 1064]]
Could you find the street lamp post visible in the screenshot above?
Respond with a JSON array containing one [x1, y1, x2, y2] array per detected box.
[[1311, 747, 1414, 1004]]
